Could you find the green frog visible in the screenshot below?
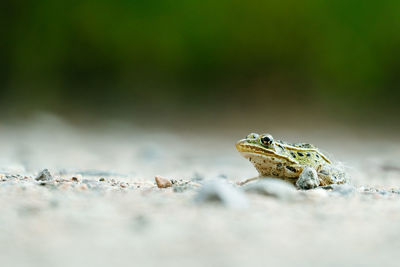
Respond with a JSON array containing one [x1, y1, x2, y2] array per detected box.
[[236, 133, 348, 189]]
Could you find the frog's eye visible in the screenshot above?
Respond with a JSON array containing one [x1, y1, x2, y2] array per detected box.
[[246, 133, 259, 140], [260, 134, 274, 146]]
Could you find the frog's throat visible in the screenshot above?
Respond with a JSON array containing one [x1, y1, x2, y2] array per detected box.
[[236, 141, 297, 164]]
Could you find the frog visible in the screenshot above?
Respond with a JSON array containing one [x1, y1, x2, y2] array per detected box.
[[236, 133, 348, 189]]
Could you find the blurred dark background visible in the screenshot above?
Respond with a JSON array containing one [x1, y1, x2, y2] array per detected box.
[[1, 0, 399, 121]]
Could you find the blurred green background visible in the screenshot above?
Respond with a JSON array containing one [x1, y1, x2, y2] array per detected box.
[[1, 0, 399, 118]]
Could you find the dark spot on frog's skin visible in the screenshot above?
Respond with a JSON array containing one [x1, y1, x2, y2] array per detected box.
[[285, 166, 297, 172], [278, 144, 284, 150], [319, 170, 329, 175], [297, 152, 304, 157], [290, 152, 296, 158], [316, 154, 320, 158], [277, 163, 282, 167], [306, 153, 311, 157]]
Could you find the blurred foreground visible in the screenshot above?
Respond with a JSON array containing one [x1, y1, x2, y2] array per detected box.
[[0, 114, 400, 267]]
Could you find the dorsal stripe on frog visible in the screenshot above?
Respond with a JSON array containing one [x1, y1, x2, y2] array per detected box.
[[276, 141, 331, 164]]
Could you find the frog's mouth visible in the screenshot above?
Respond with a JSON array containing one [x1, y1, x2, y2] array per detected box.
[[235, 140, 275, 156], [235, 140, 297, 164]]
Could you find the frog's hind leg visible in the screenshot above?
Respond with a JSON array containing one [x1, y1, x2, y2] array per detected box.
[[317, 165, 348, 186], [237, 176, 260, 186]]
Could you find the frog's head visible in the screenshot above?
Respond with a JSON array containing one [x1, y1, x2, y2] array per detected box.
[[236, 133, 297, 165], [236, 133, 277, 156]]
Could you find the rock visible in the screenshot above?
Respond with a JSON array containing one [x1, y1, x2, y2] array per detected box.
[[155, 176, 172, 188], [243, 179, 298, 200], [35, 169, 53, 181], [195, 180, 248, 209], [99, 177, 106, 182], [296, 167, 320, 189], [71, 175, 82, 182]]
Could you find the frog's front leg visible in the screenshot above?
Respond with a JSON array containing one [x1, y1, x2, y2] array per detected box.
[[296, 167, 320, 189], [237, 176, 260, 186]]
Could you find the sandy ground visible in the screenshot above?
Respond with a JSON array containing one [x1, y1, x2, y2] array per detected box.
[[1, 114, 400, 267]]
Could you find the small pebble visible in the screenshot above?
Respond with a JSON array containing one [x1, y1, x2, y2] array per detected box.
[[155, 176, 172, 188], [99, 177, 106, 182], [71, 176, 81, 182], [35, 169, 53, 181], [296, 167, 320, 189]]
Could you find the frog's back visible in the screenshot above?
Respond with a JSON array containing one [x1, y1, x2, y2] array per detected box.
[[276, 140, 315, 148], [278, 141, 330, 167], [291, 143, 316, 149]]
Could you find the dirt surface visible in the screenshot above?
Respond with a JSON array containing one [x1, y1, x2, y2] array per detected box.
[[1, 114, 400, 267]]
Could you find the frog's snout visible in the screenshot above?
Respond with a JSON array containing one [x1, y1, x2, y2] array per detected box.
[[235, 139, 247, 152]]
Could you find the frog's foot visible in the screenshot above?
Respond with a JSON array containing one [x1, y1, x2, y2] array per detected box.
[[237, 176, 259, 186], [296, 167, 320, 190]]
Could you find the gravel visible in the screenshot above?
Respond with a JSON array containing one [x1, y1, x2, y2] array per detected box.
[[1, 116, 400, 267]]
